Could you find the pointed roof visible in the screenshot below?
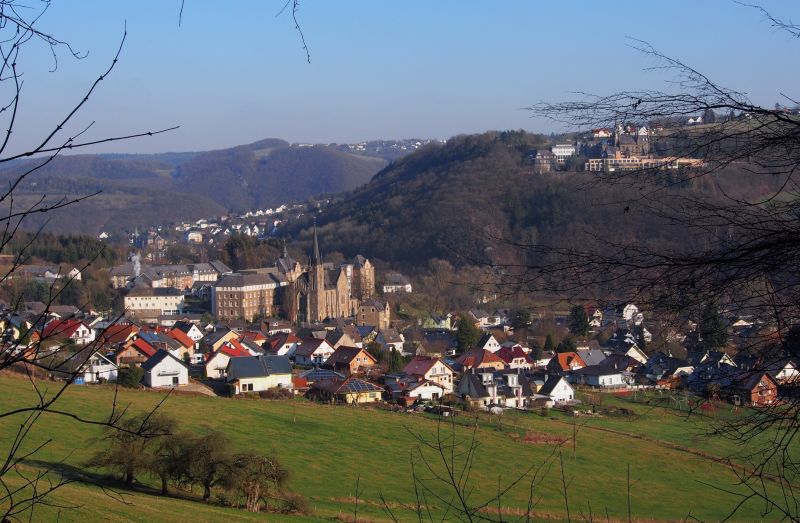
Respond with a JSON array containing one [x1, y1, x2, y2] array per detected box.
[[312, 219, 322, 266]]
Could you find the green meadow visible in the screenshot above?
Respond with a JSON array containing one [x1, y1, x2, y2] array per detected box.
[[0, 374, 786, 522]]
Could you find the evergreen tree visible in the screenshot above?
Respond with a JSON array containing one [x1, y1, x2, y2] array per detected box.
[[543, 334, 555, 352], [456, 316, 481, 352], [568, 305, 589, 337], [699, 302, 727, 351], [556, 336, 577, 353]]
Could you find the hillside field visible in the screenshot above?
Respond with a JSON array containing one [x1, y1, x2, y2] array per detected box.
[[0, 374, 784, 522]]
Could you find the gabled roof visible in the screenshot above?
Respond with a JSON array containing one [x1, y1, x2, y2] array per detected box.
[[218, 340, 251, 358], [227, 354, 292, 380], [312, 376, 383, 395], [267, 332, 301, 352], [576, 348, 607, 366], [132, 337, 157, 357], [403, 356, 452, 377], [299, 367, 345, 382], [457, 373, 489, 398], [571, 364, 623, 377], [294, 338, 334, 357], [455, 348, 505, 370], [551, 352, 586, 371], [141, 349, 186, 371], [539, 375, 570, 396], [42, 319, 87, 340], [167, 328, 194, 349], [325, 346, 377, 367], [495, 346, 530, 365], [100, 323, 139, 344], [240, 330, 267, 343]]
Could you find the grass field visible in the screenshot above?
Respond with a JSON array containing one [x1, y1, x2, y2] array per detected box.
[[0, 374, 787, 522]]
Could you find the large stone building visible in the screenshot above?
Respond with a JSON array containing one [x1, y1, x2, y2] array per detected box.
[[124, 287, 185, 320], [211, 269, 288, 321], [276, 225, 375, 324]]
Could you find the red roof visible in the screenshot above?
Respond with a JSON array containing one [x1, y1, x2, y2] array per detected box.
[[495, 345, 529, 364], [42, 319, 86, 340], [552, 352, 586, 371], [218, 339, 250, 358], [167, 328, 194, 349], [132, 337, 157, 357]]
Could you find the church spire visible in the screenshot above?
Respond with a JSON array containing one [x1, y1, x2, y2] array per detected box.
[[312, 218, 321, 267]]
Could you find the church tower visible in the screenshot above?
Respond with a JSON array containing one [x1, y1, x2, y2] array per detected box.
[[307, 221, 326, 322]]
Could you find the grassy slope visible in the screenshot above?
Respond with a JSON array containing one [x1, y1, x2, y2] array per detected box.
[[0, 374, 778, 522]]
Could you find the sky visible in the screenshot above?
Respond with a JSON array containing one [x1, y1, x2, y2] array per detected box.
[[7, 0, 800, 154]]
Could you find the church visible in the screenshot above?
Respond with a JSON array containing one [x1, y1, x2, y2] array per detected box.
[[276, 224, 374, 324]]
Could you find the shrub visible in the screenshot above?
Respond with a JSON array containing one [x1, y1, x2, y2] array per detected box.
[[117, 366, 144, 388]]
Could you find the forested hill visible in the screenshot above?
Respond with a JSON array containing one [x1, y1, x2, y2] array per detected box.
[[0, 139, 387, 234], [290, 131, 783, 270]]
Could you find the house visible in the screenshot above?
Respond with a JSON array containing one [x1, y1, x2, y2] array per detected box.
[[576, 348, 607, 367], [644, 352, 693, 382], [376, 329, 405, 354], [298, 367, 345, 384], [141, 349, 189, 388], [454, 348, 506, 372], [569, 365, 626, 388], [41, 319, 95, 345], [324, 346, 378, 376], [325, 330, 357, 350], [455, 370, 537, 409], [547, 352, 586, 375], [265, 333, 301, 357], [765, 358, 799, 385], [382, 272, 412, 293], [391, 379, 447, 404], [205, 340, 252, 379], [309, 376, 384, 404], [532, 350, 555, 369], [732, 372, 779, 406], [538, 376, 575, 404], [226, 354, 293, 394], [98, 323, 139, 346], [476, 333, 501, 353], [495, 345, 533, 370], [202, 328, 239, 353], [114, 338, 156, 367], [403, 356, 455, 394], [357, 298, 391, 330], [69, 350, 118, 384], [293, 338, 336, 366], [172, 320, 204, 343]]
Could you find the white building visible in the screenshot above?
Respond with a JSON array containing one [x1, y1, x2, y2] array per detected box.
[[551, 143, 577, 164], [124, 287, 185, 319], [141, 350, 189, 388]]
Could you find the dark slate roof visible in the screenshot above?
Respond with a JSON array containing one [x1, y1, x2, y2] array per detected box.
[[227, 354, 292, 380], [457, 373, 489, 399], [141, 349, 184, 371], [209, 260, 232, 275], [299, 367, 345, 383], [215, 271, 287, 288], [571, 365, 622, 377], [538, 376, 566, 396]]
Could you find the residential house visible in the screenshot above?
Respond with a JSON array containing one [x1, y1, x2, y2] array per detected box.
[[538, 376, 575, 404], [70, 350, 118, 384], [569, 365, 626, 388], [476, 333, 501, 353], [387, 378, 447, 405], [376, 329, 405, 354], [141, 349, 189, 388], [41, 319, 96, 345], [226, 354, 293, 394], [495, 345, 533, 370], [205, 340, 252, 379], [324, 346, 378, 376], [172, 320, 204, 343], [765, 358, 799, 385], [265, 332, 301, 357], [114, 337, 156, 367], [308, 376, 384, 404], [403, 356, 455, 394], [455, 370, 537, 409], [382, 272, 412, 293], [293, 338, 336, 366], [357, 298, 391, 330], [547, 352, 587, 375], [732, 372, 779, 406], [454, 348, 506, 373]]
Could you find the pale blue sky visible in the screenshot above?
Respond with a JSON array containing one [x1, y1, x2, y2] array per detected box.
[[9, 0, 800, 153]]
